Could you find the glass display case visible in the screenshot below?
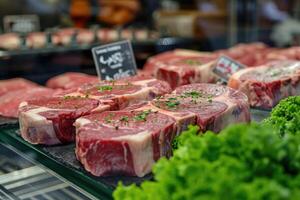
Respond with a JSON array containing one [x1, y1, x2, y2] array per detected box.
[[0, 142, 98, 200]]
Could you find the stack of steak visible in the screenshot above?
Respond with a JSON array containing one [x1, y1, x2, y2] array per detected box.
[[15, 73, 250, 177], [75, 83, 249, 177]]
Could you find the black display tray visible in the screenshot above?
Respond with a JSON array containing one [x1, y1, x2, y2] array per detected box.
[[40, 141, 152, 188]]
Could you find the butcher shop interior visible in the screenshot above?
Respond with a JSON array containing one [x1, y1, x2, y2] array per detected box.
[[1, 0, 300, 199]]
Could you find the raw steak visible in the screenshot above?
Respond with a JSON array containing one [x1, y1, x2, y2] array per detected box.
[[0, 87, 56, 118], [0, 78, 38, 97], [75, 83, 250, 177], [46, 72, 99, 90], [143, 49, 216, 73], [155, 56, 217, 89], [75, 110, 176, 177], [213, 42, 270, 67], [19, 97, 102, 145], [149, 83, 250, 133], [228, 60, 300, 109], [0, 33, 21, 50]]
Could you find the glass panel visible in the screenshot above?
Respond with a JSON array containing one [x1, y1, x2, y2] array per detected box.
[[0, 143, 97, 200]]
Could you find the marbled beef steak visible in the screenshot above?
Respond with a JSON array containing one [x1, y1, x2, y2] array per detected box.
[[144, 49, 217, 88], [144, 49, 216, 72], [150, 83, 250, 133], [75, 83, 250, 177], [75, 110, 176, 177], [155, 57, 217, 89], [19, 97, 101, 145], [228, 60, 300, 109]]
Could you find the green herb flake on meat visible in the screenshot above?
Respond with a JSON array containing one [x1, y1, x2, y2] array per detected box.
[[104, 113, 115, 124], [165, 101, 180, 108], [134, 110, 152, 122], [97, 85, 113, 92], [184, 59, 202, 66], [120, 116, 129, 123]]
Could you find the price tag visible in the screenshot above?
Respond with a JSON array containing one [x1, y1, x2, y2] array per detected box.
[[213, 56, 245, 82], [3, 15, 40, 33], [92, 40, 137, 80]]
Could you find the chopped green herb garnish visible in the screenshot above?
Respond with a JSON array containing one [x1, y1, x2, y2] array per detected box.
[[184, 91, 202, 99], [97, 85, 113, 92], [134, 110, 152, 121], [120, 116, 129, 123], [63, 95, 72, 100], [104, 113, 115, 123], [63, 95, 84, 100], [184, 59, 202, 65], [270, 70, 281, 77], [166, 101, 180, 108], [168, 97, 177, 101]]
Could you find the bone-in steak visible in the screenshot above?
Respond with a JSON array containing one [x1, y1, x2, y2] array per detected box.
[[228, 60, 300, 109], [151, 83, 250, 133], [19, 96, 101, 145], [155, 57, 217, 89], [75, 110, 176, 177], [143, 49, 216, 74]]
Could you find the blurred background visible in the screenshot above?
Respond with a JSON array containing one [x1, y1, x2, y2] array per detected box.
[[0, 0, 300, 82]]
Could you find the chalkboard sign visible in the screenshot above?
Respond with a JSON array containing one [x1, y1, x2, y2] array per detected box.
[[3, 15, 40, 33], [92, 40, 137, 80], [213, 56, 245, 82]]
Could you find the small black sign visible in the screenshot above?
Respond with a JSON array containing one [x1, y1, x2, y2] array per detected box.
[[3, 15, 40, 33], [213, 55, 245, 82], [92, 40, 137, 80]]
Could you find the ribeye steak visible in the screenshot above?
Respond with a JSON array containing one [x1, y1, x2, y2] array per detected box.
[[75, 110, 176, 177], [19, 96, 102, 145], [155, 57, 217, 89]]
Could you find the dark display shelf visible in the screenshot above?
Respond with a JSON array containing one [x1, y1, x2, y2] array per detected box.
[[0, 37, 202, 84]]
